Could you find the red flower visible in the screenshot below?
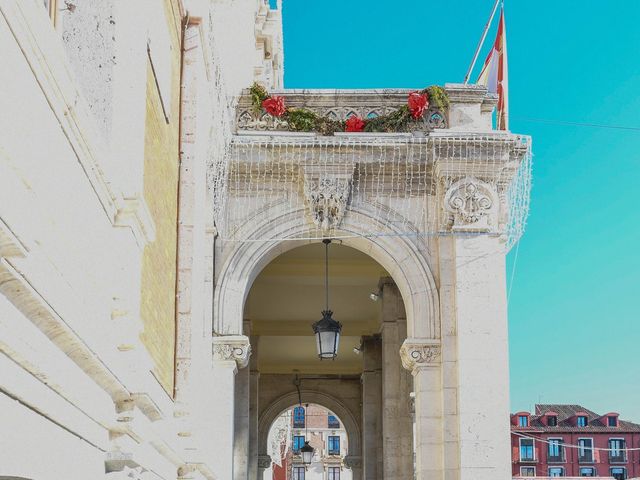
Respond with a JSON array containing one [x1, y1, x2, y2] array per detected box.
[[262, 96, 286, 117], [408, 92, 429, 119], [345, 115, 365, 132]]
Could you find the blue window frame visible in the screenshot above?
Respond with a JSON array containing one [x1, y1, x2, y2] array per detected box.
[[293, 435, 305, 453], [328, 414, 340, 429], [519, 438, 534, 461], [518, 415, 529, 427], [608, 416, 618, 427], [611, 468, 626, 480], [580, 467, 596, 477], [328, 467, 341, 480], [577, 416, 588, 427], [549, 467, 564, 477], [548, 438, 564, 461], [328, 435, 340, 455], [293, 406, 305, 428], [293, 466, 305, 480]]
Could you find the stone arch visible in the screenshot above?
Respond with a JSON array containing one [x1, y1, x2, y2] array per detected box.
[[214, 204, 440, 339], [258, 389, 361, 459]]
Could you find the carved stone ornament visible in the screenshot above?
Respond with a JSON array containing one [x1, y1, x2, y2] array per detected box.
[[258, 454, 273, 469], [400, 339, 441, 373], [303, 165, 355, 231], [212, 335, 251, 369], [443, 177, 498, 232]]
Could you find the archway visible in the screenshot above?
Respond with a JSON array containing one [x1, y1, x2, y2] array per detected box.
[[214, 205, 440, 339], [260, 396, 359, 480]]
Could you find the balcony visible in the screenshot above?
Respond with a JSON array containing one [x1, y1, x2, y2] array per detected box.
[[547, 454, 566, 464], [608, 454, 627, 464], [235, 84, 498, 134]]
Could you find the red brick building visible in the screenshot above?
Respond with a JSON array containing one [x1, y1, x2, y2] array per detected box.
[[511, 405, 640, 479]]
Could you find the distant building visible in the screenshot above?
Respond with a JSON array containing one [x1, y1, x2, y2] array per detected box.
[[272, 404, 351, 480], [511, 405, 640, 479]]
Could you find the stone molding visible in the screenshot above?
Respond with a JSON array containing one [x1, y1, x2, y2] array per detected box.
[[0, 218, 27, 258], [212, 335, 251, 369], [400, 339, 442, 373], [443, 177, 499, 232], [114, 196, 157, 249]]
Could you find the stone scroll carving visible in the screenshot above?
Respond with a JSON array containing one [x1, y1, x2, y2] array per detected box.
[[443, 177, 498, 232], [400, 339, 441, 373], [212, 335, 251, 369], [257, 454, 273, 469], [302, 164, 355, 231]]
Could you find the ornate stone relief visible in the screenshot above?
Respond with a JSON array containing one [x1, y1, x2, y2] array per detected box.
[[212, 335, 251, 369], [302, 164, 355, 231], [443, 177, 498, 232], [400, 339, 441, 373]]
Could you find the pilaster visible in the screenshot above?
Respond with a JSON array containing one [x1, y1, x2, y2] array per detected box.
[[400, 339, 444, 480], [211, 335, 251, 479]]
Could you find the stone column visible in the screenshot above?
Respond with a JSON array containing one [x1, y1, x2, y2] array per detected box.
[[257, 454, 272, 480], [437, 175, 513, 480], [248, 334, 260, 480], [211, 335, 251, 479], [234, 323, 253, 480], [380, 280, 414, 480], [344, 455, 363, 480], [401, 340, 444, 480], [361, 335, 382, 480]]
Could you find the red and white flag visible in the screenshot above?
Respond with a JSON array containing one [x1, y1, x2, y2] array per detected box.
[[478, 6, 509, 130]]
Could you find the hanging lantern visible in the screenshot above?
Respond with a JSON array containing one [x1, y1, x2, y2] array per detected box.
[[300, 440, 314, 465], [312, 239, 342, 360]]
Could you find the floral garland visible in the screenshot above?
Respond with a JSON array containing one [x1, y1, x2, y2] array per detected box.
[[249, 83, 449, 135]]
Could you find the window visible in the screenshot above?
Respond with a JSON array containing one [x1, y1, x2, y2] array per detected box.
[[293, 435, 305, 453], [578, 438, 594, 463], [518, 415, 529, 427], [610, 468, 627, 480], [548, 416, 558, 427], [328, 414, 340, 429], [328, 467, 341, 480], [548, 438, 565, 462], [520, 467, 536, 477], [548, 467, 565, 477], [328, 435, 341, 455], [609, 439, 626, 462], [577, 416, 588, 427], [608, 416, 618, 427], [292, 466, 305, 480], [293, 407, 305, 428], [519, 438, 535, 461], [580, 467, 596, 477]]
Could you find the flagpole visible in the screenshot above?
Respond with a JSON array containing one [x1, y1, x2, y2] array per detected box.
[[463, 0, 502, 84]]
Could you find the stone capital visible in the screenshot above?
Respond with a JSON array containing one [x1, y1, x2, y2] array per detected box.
[[400, 339, 441, 373], [344, 455, 363, 469], [257, 454, 272, 469], [212, 335, 251, 369]]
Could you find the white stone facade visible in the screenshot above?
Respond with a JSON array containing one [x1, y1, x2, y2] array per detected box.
[[0, 2, 529, 480]]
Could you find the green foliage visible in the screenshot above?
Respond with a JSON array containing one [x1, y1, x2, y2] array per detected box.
[[425, 85, 449, 110], [250, 82, 269, 115], [252, 84, 449, 135]]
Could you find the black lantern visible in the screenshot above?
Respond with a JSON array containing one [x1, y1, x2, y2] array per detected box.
[[312, 239, 342, 359], [300, 440, 314, 465]]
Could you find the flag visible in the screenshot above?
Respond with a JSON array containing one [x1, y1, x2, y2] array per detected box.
[[477, 5, 509, 130]]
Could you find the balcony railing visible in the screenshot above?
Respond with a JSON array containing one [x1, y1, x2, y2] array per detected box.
[[609, 454, 627, 464]]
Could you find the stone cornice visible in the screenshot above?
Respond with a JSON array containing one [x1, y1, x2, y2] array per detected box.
[[400, 339, 441, 373], [114, 196, 157, 248], [0, 218, 27, 258], [212, 335, 251, 369]]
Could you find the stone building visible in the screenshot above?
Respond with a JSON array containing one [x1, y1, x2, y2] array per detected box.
[[511, 405, 640, 479], [0, 1, 532, 480]]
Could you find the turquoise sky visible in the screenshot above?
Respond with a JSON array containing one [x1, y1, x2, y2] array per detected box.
[[277, 1, 640, 420]]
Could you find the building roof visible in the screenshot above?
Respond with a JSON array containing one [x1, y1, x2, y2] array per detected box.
[[512, 404, 640, 433]]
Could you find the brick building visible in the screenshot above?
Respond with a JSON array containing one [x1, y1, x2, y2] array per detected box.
[[511, 405, 640, 479]]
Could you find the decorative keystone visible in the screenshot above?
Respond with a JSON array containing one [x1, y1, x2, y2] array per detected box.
[[400, 339, 441, 373], [212, 335, 251, 369], [302, 164, 355, 231]]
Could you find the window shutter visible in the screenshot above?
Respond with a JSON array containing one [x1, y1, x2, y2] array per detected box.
[[594, 449, 600, 463], [513, 446, 519, 460]]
